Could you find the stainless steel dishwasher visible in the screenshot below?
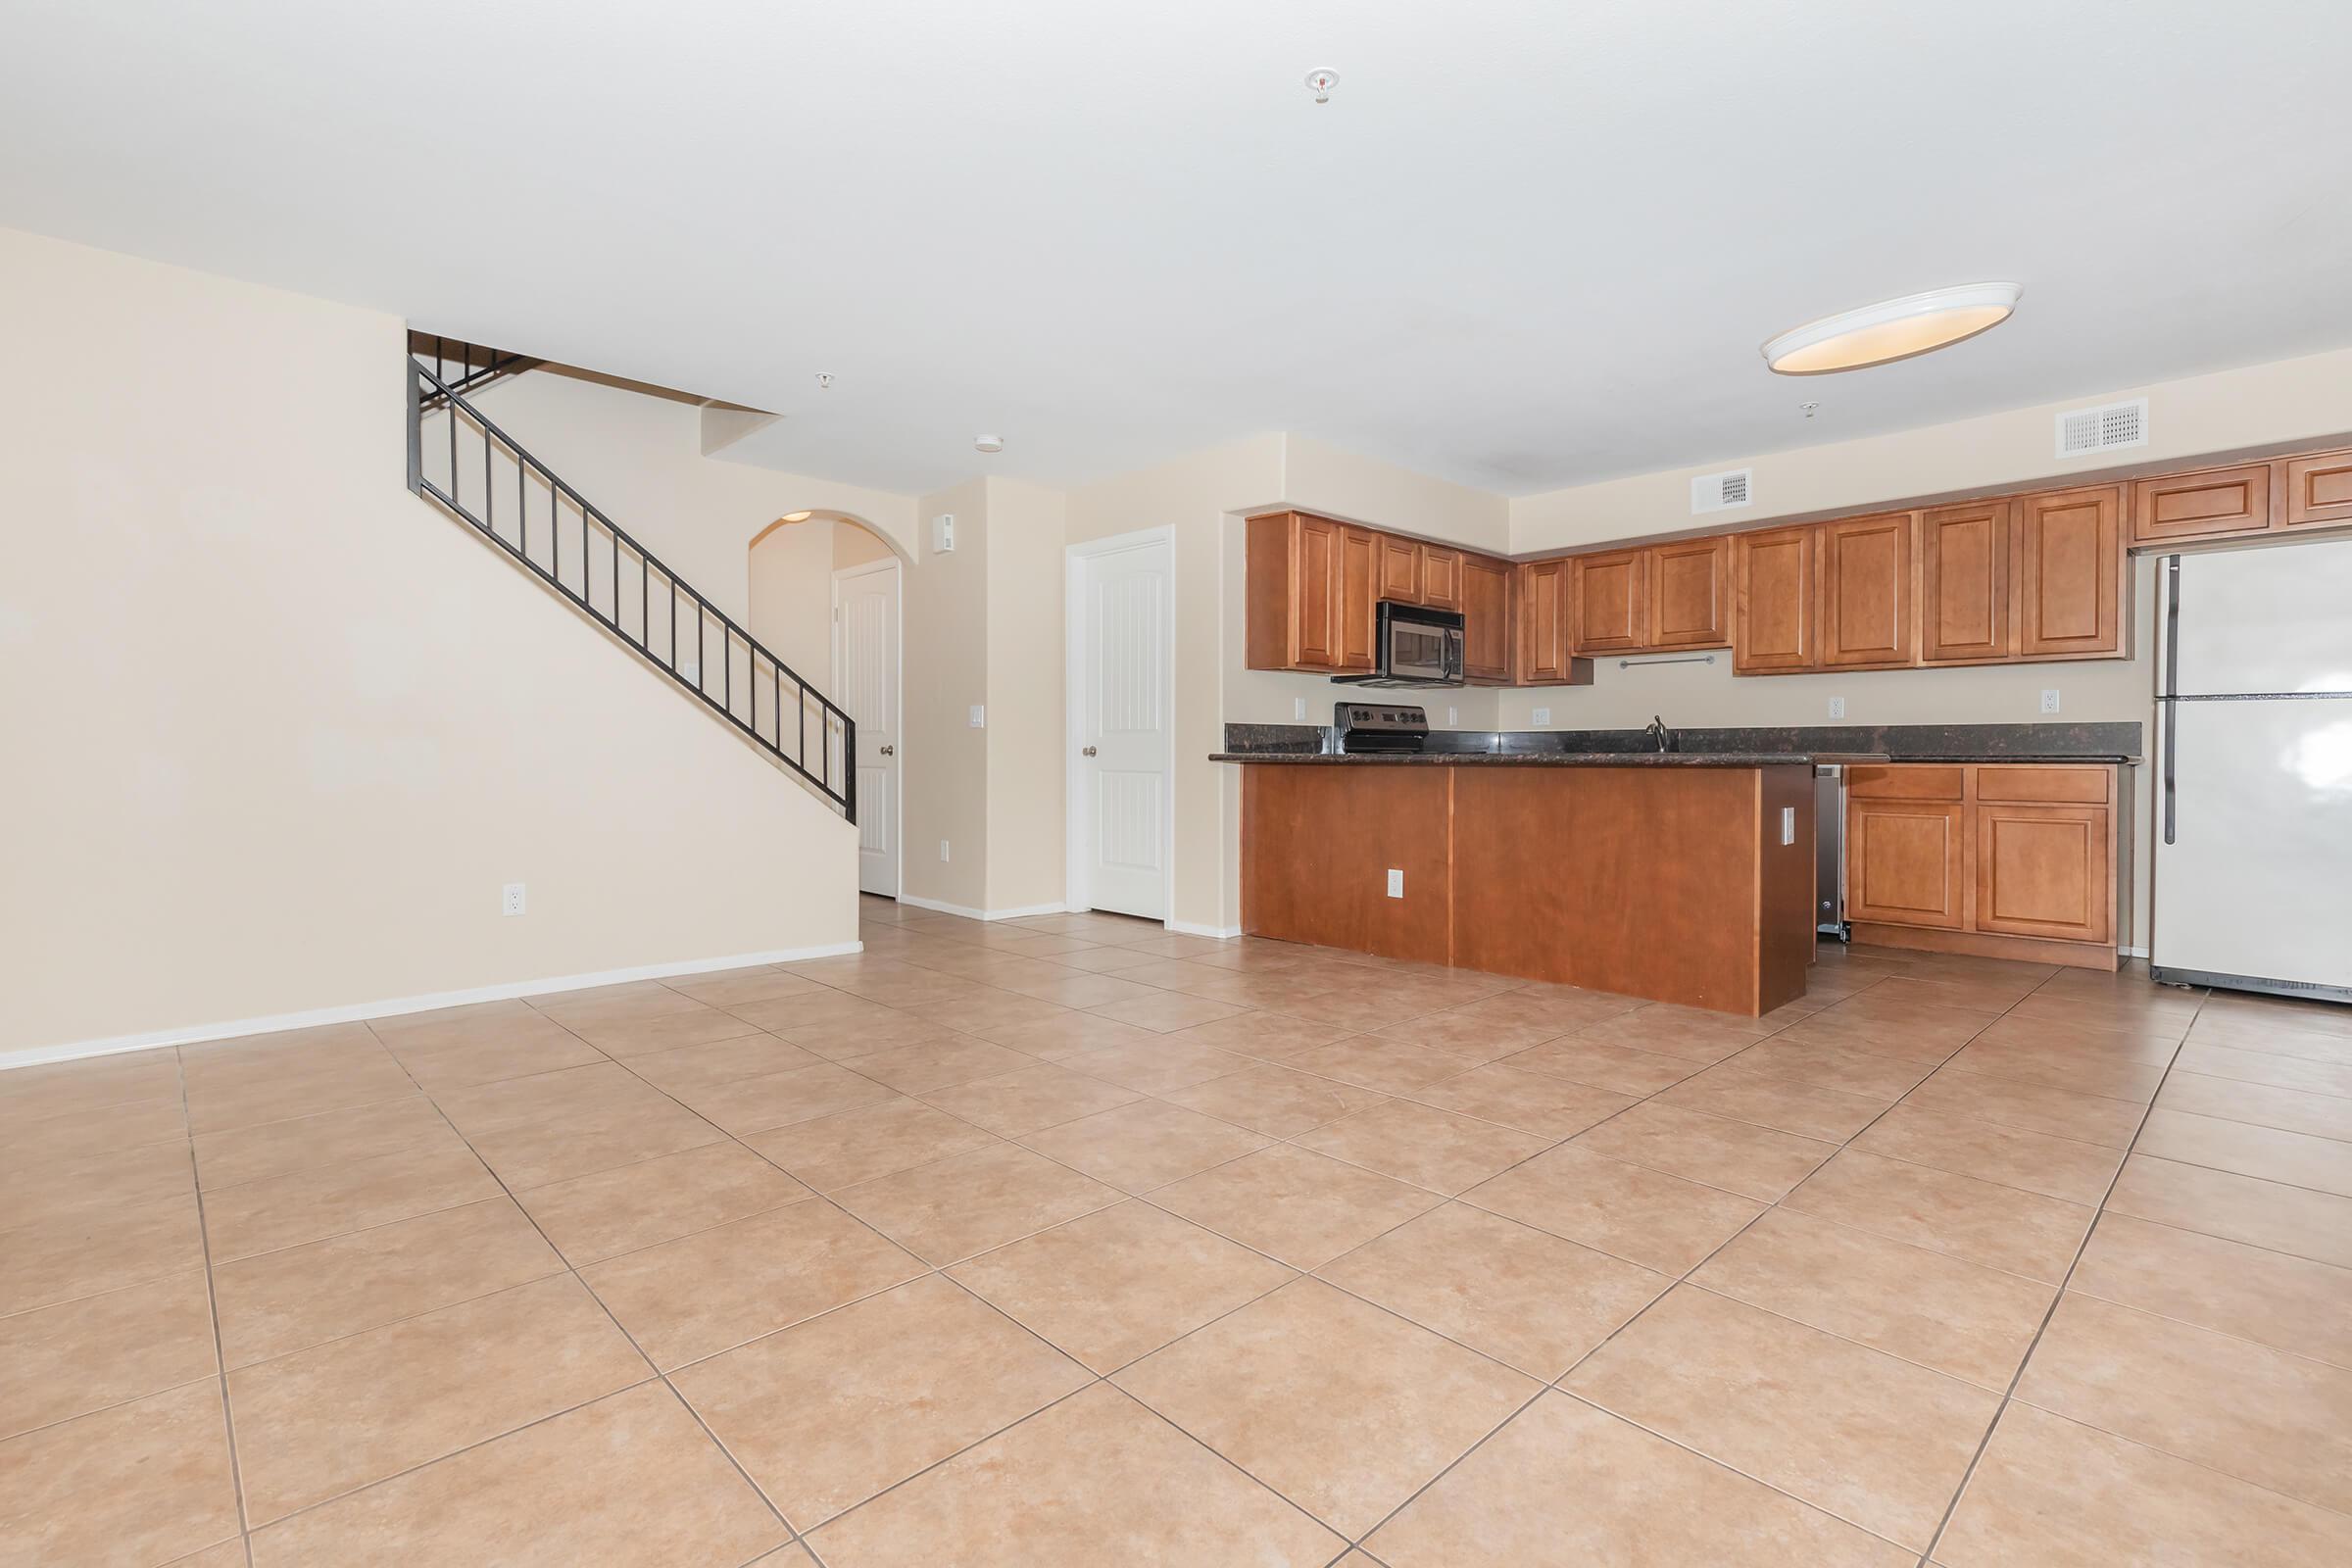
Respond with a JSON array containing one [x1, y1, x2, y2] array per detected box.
[[1814, 764, 1848, 939]]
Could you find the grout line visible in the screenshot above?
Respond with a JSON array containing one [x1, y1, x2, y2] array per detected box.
[[171, 1047, 256, 1544]]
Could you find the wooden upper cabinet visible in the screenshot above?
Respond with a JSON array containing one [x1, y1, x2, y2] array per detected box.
[[1516, 560, 1574, 685], [1733, 526, 1819, 673], [1292, 514, 1342, 667], [1461, 554, 1515, 684], [1820, 513, 1917, 669], [1647, 536, 1731, 649], [1377, 535, 1423, 604], [2016, 485, 2127, 660], [2282, 449, 2352, 530], [1921, 500, 2012, 664], [2132, 464, 2271, 544], [1337, 527, 1379, 671], [1570, 550, 1647, 653], [1420, 546, 1463, 611]]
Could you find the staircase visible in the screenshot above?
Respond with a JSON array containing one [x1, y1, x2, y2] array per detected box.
[[404, 350, 857, 821]]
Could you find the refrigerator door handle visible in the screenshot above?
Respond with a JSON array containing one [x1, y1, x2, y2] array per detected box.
[[2162, 700, 2177, 845], [2162, 556, 2180, 846]]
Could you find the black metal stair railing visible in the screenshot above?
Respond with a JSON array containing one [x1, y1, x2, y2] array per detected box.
[[404, 355, 856, 822]]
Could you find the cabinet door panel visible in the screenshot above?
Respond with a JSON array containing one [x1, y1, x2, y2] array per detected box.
[[1517, 560, 1573, 684], [1847, 799, 1966, 929], [2132, 465, 2271, 544], [1648, 537, 1731, 648], [1921, 501, 2010, 663], [1378, 535, 1423, 604], [2282, 450, 2352, 529], [1733, 527, 1818, 673], [1293, 514, 1341, 668], [1461, 556, 1514, 683], [2017, 486, 2126, 659], [1976, 804, 2111, 943], [1421, 547, 1463, 611], [1571, 551, 1647, 652], [1821, 513, 1917, 668], [1338, 527, 1379, 671]]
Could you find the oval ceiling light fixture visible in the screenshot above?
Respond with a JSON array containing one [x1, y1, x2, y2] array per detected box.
[[973, 434, 1004, 454], [779, 511, 814, 523], [1762, 282, 2022, 375]]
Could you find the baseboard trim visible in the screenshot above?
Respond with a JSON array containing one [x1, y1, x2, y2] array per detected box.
[[2, 939, 866, 1074], [1167, 920, 1244, 939], [1848, 921, 2119, 972], [899, 896, 1071, 922], [2120, 945, 2149, 959]]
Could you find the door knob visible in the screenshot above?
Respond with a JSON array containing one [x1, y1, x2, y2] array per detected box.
[[1082, 746, 1099, 757], [878, 744, 895, 757]]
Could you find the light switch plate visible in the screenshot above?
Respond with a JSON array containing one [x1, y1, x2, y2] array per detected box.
[[1446, 706, 1459, 726], [1386, 868, 1404, 899], [938, 840, 951, 861], [1294, 696, 1307, 720], [969, 705, 987, 728], [1532, 707, 1550, 725], [2040, 688, 2061, 713]]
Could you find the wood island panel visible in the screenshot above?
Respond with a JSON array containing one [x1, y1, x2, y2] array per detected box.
[[1240, 762, 1816, 1015]]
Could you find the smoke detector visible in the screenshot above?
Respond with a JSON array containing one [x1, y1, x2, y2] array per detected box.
[[973, 434, 1004, 454], [1303, 69, 1339, 104]]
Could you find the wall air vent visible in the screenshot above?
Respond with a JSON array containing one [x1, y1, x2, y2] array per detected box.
[[2056, 397, 2148, 459], [1691, 467, 1754, 514]]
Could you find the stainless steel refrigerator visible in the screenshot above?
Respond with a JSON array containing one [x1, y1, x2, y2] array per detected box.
[[2152, 537, 2352, 1002]]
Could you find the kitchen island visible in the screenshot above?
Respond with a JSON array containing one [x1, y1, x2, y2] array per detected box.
[[1214, 751, 1819, 1016]]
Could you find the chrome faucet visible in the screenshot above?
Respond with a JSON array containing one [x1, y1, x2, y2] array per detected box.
[[1645, 714, 1675, 753]]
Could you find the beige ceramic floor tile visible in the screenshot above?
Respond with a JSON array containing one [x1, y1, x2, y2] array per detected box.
[[2158, 1071, 2352, 1143], [377, 1012, 607, 1090], [663, 1060, 898, 1138], [1158, 1009, 1362, 1061], [2104, 1153, 2352, 1269], [2176, 1040, 2352, 1095], [1900, 1066, 2144, 1149], [805, 1383, 1342, 1567], [1293, 1100, 1549, 1195], [191, 1096, 449, 1190], [2070, 1211, 2352, 1370], [1937, 1399, 2352, 1568], [912, 1062, 1142, 1136], [1, 1191, 207, 1317], [581, 1200, 924, 1368], [1501, 1036, 1706, 1095], [1377, 1007, 1568, 1064], [1283, 1034, 1475, 1095], [1570, 1005, 1780, 1063], [3, 1141, 194, 1226], [675, 1274, 1091, 1527], [1566, 1285, 1999, 1550], [1783, 1150, 2094, 1284], [1849, 1102, 2123, 1204], [1651, 1060, 1892, 1142], [1690, 1207, 2054, 1389], [832, 1143, 1122, 1265], [0, 1380, 239, 1568], [968, 1009, 1166, 1060], [1730, 1037, 1936, 1099], [847, 1036, 1042, 1095], [1151, 1144, 1444, 1269], [1052, 1037, 1254, 1095], [0, 1270, 216, 1440], [745, 1096, 1002, 1191], [617, 1033, 824, 1096], [1407, 1063, 1639, 1137], [1019, 1098, 1268, 1193], [1113, 1278, 1537, 1536], [228, 1273, 651, 1523], [246, 1382, 786, 1567], [2015, 1291, 2352, 1513], [2135, 1107, 2352, 1198], [1945, 1034, 2170, 1102], [949, 1200, 1294, 1373], [1365, 1392, 1912, 1568], [1464, 1143, 1764, 1273], [1571, 1101, 1838, 1200], [1159, 1062, 1388, 1135], [663, 965, 821, 1008], [514, 1141, 811, 1264], [1318, 1203, 1668, 1379], [212, 1198, 563, 1367], [201, 1137, 502, 1261], [458, 1092, 727, 1189]]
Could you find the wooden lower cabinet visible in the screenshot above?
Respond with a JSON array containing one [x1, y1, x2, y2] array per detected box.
[[1846, 763, 2124, 968]]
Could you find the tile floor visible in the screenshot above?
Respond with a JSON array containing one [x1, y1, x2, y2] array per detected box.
[[7, 898, 2352, 1565]]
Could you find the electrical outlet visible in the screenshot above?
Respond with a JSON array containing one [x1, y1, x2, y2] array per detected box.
[[1386, 868, 1404, 899], [938, 840, 951, 862], [968, 706, 987, 728], [501, 882, 526, 917], [1294, 696, 1307, 721], [1446, 706, 1459, 726], [1828, 696, 1846, 719], [1532, 707, 1550, 725], [2040, 688, 2061, 713]]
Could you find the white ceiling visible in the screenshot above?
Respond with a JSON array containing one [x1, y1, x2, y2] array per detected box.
[[6, 1, 2351, 497]]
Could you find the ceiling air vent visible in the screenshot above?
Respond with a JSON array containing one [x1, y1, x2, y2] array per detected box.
[[1691, 467, 1753, 514], [2056, 398, 2148, 459]]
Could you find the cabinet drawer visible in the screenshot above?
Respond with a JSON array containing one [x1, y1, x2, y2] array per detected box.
[[1848, 765, 1965, 802], [1975, 765, 2110, 806]]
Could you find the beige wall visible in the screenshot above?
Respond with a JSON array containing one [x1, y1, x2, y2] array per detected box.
[[901, 478, 993, 911], [0, 226, 861, 1059], [983, 477, 1070, 912]]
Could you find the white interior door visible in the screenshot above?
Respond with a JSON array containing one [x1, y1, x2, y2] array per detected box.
[[1071, 534, 1172, 919], [834, 559, 900, 896]]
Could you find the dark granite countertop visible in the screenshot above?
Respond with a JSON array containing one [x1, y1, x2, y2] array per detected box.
[[1220, 720, 2140, 766], [1210, 751, 1823, 767]]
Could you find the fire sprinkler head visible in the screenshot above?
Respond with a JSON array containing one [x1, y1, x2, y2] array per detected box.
[[1304, 69, 1339, 104]]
